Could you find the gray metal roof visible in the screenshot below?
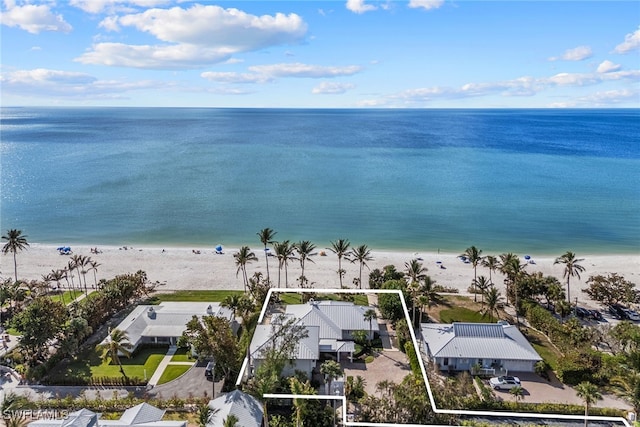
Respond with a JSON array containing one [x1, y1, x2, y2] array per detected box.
[[61, 409, 98, 427], [421, 322, 541, 362], [119, 403, 165, 425], [285, 300, 378, 337], [250, 325, 319, 361], [207, 390, 264, 427], [101, 302, 232, 348]]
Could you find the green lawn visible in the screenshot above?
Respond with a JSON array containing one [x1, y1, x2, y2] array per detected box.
[[438, 307, 492, 323], [277, 292, 369, 306], [522, 328, 561, 370], [149, 290, 244, 303], [49, 290, 84, 305], [50, 345, 169, 382], [157, 364, 192, 385], [171, 347, 194, 362]]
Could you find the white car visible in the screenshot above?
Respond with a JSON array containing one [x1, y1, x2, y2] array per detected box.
[[489, 376, 521, 390]]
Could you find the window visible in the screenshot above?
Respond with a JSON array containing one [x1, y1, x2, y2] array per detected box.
[[443, 358, 448, 366]]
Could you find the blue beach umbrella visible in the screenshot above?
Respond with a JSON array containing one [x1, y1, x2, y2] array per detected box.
[[215, 245, 223, 252], [524, 255, 531, 260]]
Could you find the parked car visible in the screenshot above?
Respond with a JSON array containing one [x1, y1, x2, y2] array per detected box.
[[489, 376, 521, 390], [609, 304, 627, 319], [589, 309, 604, 321], [623, 309, 640, 321], [205, 361, 214, 378], [575, 307, 591, 319]]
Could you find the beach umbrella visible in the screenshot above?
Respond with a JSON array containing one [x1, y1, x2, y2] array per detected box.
[[57, 247, 64, 251], [524, 255, 531, 260], [215, 245, 223, 252]]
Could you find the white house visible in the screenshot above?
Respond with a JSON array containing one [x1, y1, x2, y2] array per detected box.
[[102, 302, 233, 352], [249, 300, 378, 377], [207, 390, 263, 427], [28, 403, 186, 427], [420, 322, 542, 374]]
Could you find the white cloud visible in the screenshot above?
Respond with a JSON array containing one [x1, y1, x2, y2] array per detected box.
[[312, 81, 355, 94], [346, 0, 377, 14], [408, 0, 444, 10], [248, 63, 362, 78], [75, 5, 308, 69], [376, 68, 640, 106], [613, 27, 640, 54], [200, 71, 272, 84], [76, 43, 234, 69], [69, 0, 170, 14], [548, 45, 592, 61], [549, 89, 639, 108], [0, 67, 166, 99], [596, 60, 621, 74], [1, 0, 72, 34], [99, 15, 120, 31]]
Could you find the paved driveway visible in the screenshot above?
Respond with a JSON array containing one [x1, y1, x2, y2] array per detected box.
[[342, 349, 410, 396], [488, 372, 632, 410]]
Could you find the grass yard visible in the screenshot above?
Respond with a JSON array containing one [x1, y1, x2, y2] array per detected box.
[[438, 307, 493, 323], [277, 292, 369, 306], [521, 327, 561, 370], [171, 347, 194, 362], [49, 345, 169, 383], [157, 364, 192, 385], [150, 290, 244, 303], [49, 289, 84, 305]]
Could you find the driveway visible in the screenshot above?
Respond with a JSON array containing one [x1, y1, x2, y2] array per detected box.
[[342, 349, 410, 396], [488, 372, 632, 410]]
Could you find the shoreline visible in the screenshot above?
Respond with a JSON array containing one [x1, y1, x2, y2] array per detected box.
[[4, 243, 639, 308]]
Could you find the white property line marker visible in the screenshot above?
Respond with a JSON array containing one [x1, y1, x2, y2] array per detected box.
[[237, 287, 632, 427]]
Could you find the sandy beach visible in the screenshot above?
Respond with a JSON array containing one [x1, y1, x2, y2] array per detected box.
[[2, 243, 638, 308]]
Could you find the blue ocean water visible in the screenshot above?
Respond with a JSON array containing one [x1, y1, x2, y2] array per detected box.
[[1, 107, 638, 254]]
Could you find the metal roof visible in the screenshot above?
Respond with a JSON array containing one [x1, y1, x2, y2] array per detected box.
[[207, 390, 264, 427], [119, 403, 165, 425], [285, 300, 378, 337], [421, 322, 541, 362], [101, 302, 232, 348], [250, 325, 320, 361]]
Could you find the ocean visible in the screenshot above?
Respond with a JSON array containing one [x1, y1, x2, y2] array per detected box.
[[1, 107, 638, 254]]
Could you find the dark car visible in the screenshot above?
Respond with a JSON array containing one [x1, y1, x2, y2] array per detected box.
[[575, 307, 590, 318], [609, 304, 628, 320], [205, 361, 214, 378], [589, 310, 604, 321]]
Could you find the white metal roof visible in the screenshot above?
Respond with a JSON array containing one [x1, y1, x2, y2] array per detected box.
[[101, 302, 232, 348], [207, 390, 264, 427], [421, 322, 542, 362]]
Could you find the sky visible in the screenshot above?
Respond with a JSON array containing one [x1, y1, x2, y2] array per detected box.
[[1, 0, 639, 108]]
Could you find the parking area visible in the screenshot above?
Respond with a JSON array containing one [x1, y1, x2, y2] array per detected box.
[[487, 372, 632, 410], [341, 349, 411, 396]]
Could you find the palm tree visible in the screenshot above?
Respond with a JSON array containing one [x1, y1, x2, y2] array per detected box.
[[474, 275, 491, 308], [289, 376, 317, 427], [294, 240, 316, 286], [320, 360, 343, 395], [67, 259, 78, 296], [233, 246, 258, 292], [510, 385, 524, 402], [257, 228, 277, 283], [196, 404, 219, 427], [223, 414, 239, 427], [484, 286, 502, 322], [97, 328, 133, 379], [71, 254, 90, 295], [461, 246, 483, 302], [404, 259, 427, 284], [481, 255, 499, 284], [273, 240, 296, 288], [2, 229, 29, 282], [328, 239, 351, 287], [350, 244, 373, 289], [49, 269, 65, 303], [221, 293, 242, 321], [554, 251, 586, 305], [575, 381, 602, 427], [89, 260, 100, 288], [499, 253, 527, 306], [363, 308, 377, 341], [418, 275, 439, 325]]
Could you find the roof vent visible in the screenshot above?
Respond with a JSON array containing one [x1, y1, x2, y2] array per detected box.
[[308, 298, 317, 306], [147, 307, 156, 319]]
